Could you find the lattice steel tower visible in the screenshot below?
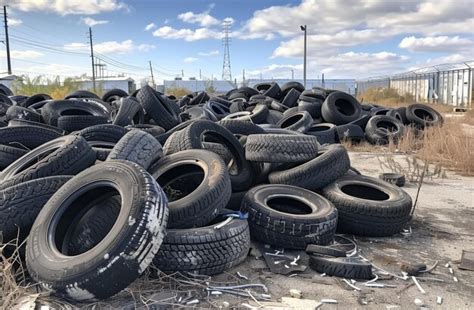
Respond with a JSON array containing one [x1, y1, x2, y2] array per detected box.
[[221, 20, 232, 81]]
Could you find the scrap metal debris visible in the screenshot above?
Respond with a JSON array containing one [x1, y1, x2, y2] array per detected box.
[[459, 250, 474, 271]]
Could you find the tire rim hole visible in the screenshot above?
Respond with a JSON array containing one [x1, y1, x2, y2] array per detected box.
[[53, 186, 120, 256], [341, 184, 389, 201], [60, 109, 93, 116], [414, 109, 434, 121], [377, 121, 398, 132], [201, 132, 239, 175], [334, 99, 355, 116], [267, 197, 313, 215], [280, 114, 303, 128], [157, 164, 205, 202]]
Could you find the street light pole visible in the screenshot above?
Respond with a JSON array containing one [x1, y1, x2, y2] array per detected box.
[[300, 25, 307, 88]]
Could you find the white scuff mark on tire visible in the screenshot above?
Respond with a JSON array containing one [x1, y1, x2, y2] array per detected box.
[[97, 255, 120, 274], [104, 253, 109, 259], [128, 216, 136, 226], [65, 283, 95, 301]]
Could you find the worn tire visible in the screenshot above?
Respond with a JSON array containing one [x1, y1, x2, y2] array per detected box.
[[268, 144, 350, 190], [137, 85, 179, 130], [0, 135, 96, 190], [107, 130, 162, 169], [406, 104, 443, 128], [309, 256, 373, 279], [153, 211, 250, 275], [41, 100, 108, 126], [0, 126, 62, 150], [218, 119, 266, 135], [57, 115, 109, 132], [245, 134, 319, 163], [113, 97, 145, 126], [0, 176, 72, 243], [163, 120, 253, 191], [322, 175, 413, 236], [6, 106, 42, 122], [276, 111, 313, 133], [306, 123, 337, 145], [321, 92, 361, 125], [25, 160, 168, 302], [0, 145, 28, 169], [365, 115, 404, 144], [241, 184, 338, 249]]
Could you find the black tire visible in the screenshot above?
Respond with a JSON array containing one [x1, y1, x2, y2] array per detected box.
[[306, 123, 337, 144], [153, 211, 250, 275], [10, 95, 28, 105], [305, 244, 346, 257], [245, 134, 319, 163], [0, 145, 28, 169], [41, 100, 108, 126], [263, 82, 282, 99], [303, 89, 326, 101], [163, 120, 253, 191], [5, 105, 42, 122], [126, 124, 166, 140], [25, 160, 168, 301], [281, 81, 305, 95], [218, 119, 266, 135], [179, 106, 217, 122], [268, 144, 350, 190], [270, 100, 289, 112], [22, 94, 52, 108], [322, 175, 413, 236], [0, 176, 72, 243], [113, 97, 145, 126], [406, 104, 443, 128], [283, 106, 299, 116], [365, 115, 404, 145], [0, 83, 13, 96], [226, 190, 247, 211], [335, 124, 365, 143], [241, 184, 338, 249], [149, 150, 231, 228], [396, 106, 409, 124], [0, 135, 96, 190], [102, 88, 128, 103], [379, 173, 406, 187], [266, 109, 284, 124], [298, 99, 323, 119], [78, 124, 127, 143], [321, 92, 361, 125], [276, 111, 312, 133], [8, 119, 65, 135], [0, 126, 62, 150], [309, 256, 373, 279], [189, 91, 209, 105], [229, 100, 246, 113], [136, 85, 179, 130], [107, 130, 162, 169], [57, 115, 109, 132], [65, 90, 99, 100], [281, 88, 301, 108], [348, 114, 371, 130]]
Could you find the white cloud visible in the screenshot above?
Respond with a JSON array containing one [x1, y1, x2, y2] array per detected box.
[[178, 11, 220, 27], [198, 50, 219, 57], [138, 44, 156, 52], [64, 39, 134, 54], [399, 36, 474, 53], [144, 22, 156, 31], [10, 0, 127, 15], [9, 18, 23, 26], [153, 26, 221, 41], [81, 17, 109, 27], [0, 50, 43, 59], [183, 57, 198, 63]]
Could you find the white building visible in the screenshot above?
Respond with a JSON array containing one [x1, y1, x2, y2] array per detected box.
[[74, 76, 136, 93]]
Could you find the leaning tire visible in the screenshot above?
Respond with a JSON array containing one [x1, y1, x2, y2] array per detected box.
[[276, 111, 313, 133], [136, 85, 179, 130], [149, 149, 231, 229], [0, 176, 72, 243], [405, 103, 443, 128], [365, 115, 404, 144], [322, 175, 413, 236], [268, 144, 350, 190], [153, 211, 250, 275], [0, 135, 96, 190], [113, 97, 145, 126], [0, 145, 28, 169], [25, 160, 168, 302], [245, 134, 319, 163], [107, 130, 162, 170], [321, 91, 361, 125], [241, 184, 338, 249]]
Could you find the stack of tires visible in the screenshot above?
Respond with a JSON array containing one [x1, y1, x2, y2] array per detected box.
[[0, 82, 420, 302]]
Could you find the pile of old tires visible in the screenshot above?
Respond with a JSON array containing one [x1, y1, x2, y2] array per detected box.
[[0, 81, 431, 302]]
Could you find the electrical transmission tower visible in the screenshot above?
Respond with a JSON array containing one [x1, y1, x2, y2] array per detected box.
[[221, 20, 232, 81]]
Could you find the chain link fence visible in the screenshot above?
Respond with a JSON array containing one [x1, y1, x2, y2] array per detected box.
[[356, 61, 474, 107]]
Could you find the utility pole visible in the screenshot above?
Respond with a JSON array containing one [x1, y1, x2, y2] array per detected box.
[[199, 69, 202, 80], [149, 61, 155, 87], [242, 69, 245, 84], [291, 69, 294, 80], [3, 6, 11, 75], [181, 69, 184, 78], [88, 27, 96, 91], [300, 25, 307, 88]]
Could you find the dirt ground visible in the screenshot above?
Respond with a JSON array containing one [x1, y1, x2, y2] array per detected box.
[[16, 151, 474, 309]]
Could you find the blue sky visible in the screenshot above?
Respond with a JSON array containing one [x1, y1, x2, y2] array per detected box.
[[1, 0, 473, 84]]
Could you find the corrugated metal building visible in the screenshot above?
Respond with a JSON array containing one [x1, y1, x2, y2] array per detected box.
[[357, 61, 474, 107]]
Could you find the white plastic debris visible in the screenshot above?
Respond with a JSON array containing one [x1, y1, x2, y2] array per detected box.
[[321, 299, 338, 304], [414, 298, 424, 306], [412, 276, 426, 294], [437, 296, 443, 305], [290, 289, 302, 299]]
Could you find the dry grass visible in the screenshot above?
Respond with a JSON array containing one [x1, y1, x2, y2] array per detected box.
[[165, 87, 191, 97], [345, 118, 474, 176], [357, 87, 454, 114]]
